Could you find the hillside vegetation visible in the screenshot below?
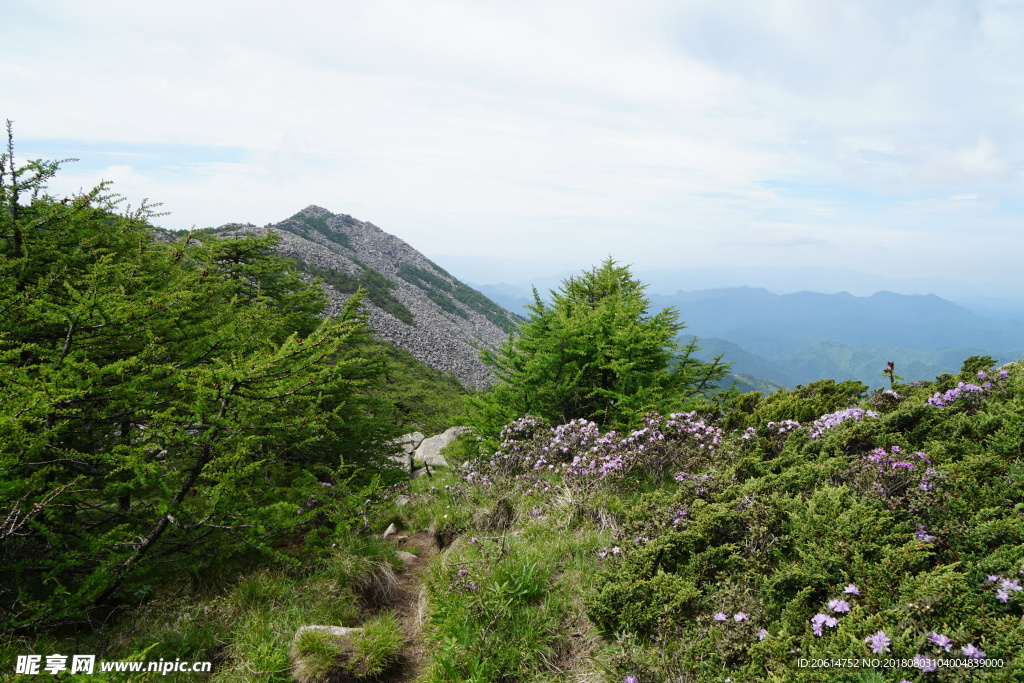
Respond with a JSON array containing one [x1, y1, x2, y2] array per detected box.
[[3, 134, 1022, 682]]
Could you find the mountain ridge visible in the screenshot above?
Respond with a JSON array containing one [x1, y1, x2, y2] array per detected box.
[[195, 206, 521, 390]]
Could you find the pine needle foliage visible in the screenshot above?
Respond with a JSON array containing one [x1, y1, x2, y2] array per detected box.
[[469, 258, 728, 438], [0, 126, 398, 630]]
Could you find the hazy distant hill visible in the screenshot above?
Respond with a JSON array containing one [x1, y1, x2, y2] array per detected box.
[[649, 287, 1024, 351], [470, 282, 1024, 390], [198, 206, 522, 389], [689, 337, 1018, 389]]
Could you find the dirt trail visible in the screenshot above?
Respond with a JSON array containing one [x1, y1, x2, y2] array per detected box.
[[380, 530, 437, 682]]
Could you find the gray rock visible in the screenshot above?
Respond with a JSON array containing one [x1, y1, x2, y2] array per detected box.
[[383, 523, 399, 538], [395, 551, 418, 565], [414, 426, 470, 466], [388, 431, 425, 473], [293, 625, 362, 642], [391, 431, 425, 454], [395, 495, 411, 507]]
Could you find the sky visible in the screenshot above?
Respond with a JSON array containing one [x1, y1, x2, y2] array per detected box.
[[4, 0, 1024, 298]]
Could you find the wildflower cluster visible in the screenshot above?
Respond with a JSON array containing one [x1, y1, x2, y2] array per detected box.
[[759, 419, 803, 455], [451, 567, 478, 593], [476, 413, 724, 496], [808, 407, 878, 440], [926, 381, 986, 407], [987, 572, 1023, 603], [710, 607, 770, 652], [673, 471, 715, 497], [854, 446, 940, 508], [713, 611, 748, 622], [618, 412, 724, 479], [911, 631, 988, 670], [766, 420, 801, 434], [810, 584, 859, 637], [489, 415, 552, 477]]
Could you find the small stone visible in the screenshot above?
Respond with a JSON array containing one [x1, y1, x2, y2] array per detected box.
[[383, 523, 398, 538], [293, 625, 362, 642], [395, 551, 418, 565]]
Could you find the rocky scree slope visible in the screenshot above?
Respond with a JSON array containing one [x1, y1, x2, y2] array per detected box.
[[207, 206, 520, 389]]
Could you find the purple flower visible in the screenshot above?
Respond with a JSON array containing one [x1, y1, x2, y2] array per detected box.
[[916, 525, 935, 542], [843, 584, 860, 595], [913, 654, 938, 672], [1000, 369, 1009, 378], [827, 599, 851, 613], [978, 370, 988, 380], [999, 578, 1022, 592], [810, 613, 838, 636], [961, 643, 986, 659], [457, 569, 468, 575], [865, 631, 890, 654], [468, 581, 477, 591], [714, 612, 728, 622], [624, 677, 638, 683], [928, 632, 952, 652], [757, 628, 768, 641], [734, 612, 748, 622], [996, 589, 1010, 602], [987, 574, 1002, 583], [611, 546, 621, 555]]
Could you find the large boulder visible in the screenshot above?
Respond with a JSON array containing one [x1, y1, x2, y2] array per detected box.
[[414, 426, 470, 467], [388, 431, 425, 472]]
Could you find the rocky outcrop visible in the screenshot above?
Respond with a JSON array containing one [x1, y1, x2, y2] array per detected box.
[[206, 206, 521, 390], [414, 426, 470, 467]]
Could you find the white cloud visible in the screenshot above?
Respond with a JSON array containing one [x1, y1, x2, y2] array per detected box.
[[4, 0, 1024, 286]]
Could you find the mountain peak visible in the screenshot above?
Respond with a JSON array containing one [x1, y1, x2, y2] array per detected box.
[[295, 204, 333, 217]]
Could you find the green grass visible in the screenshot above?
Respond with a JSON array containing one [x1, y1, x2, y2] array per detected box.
[[1, 531, 404, 683]]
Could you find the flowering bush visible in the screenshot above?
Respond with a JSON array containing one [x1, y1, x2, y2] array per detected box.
[[926, 380, 987, 407], [847, 446, 943, 512], [471, 413, 724, 497], [808, 406, 878, 439]]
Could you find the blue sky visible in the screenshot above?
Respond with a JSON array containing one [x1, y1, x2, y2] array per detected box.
[[4, 1, 1023, 297]]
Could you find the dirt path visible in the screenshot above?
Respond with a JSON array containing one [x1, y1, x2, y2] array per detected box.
[[380, 530, 437, 682]]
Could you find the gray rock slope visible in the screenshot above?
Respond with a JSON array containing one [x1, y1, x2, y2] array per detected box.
[[210, 206, 520, 390]]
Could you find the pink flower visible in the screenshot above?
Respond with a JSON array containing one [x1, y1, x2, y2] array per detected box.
[[714, 612, 728, 622], [843, 584, 860, 595], [733, 612, 748, 622]]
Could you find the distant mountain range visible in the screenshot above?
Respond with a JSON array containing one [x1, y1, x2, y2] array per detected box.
[[180, 210, 1024, 393], [473, 283, 1024, 390], [194, 206, 522, 389]]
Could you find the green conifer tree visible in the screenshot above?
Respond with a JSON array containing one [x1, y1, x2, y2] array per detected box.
[[0, 125, 396, 628], [469, 258, 728, 438]]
